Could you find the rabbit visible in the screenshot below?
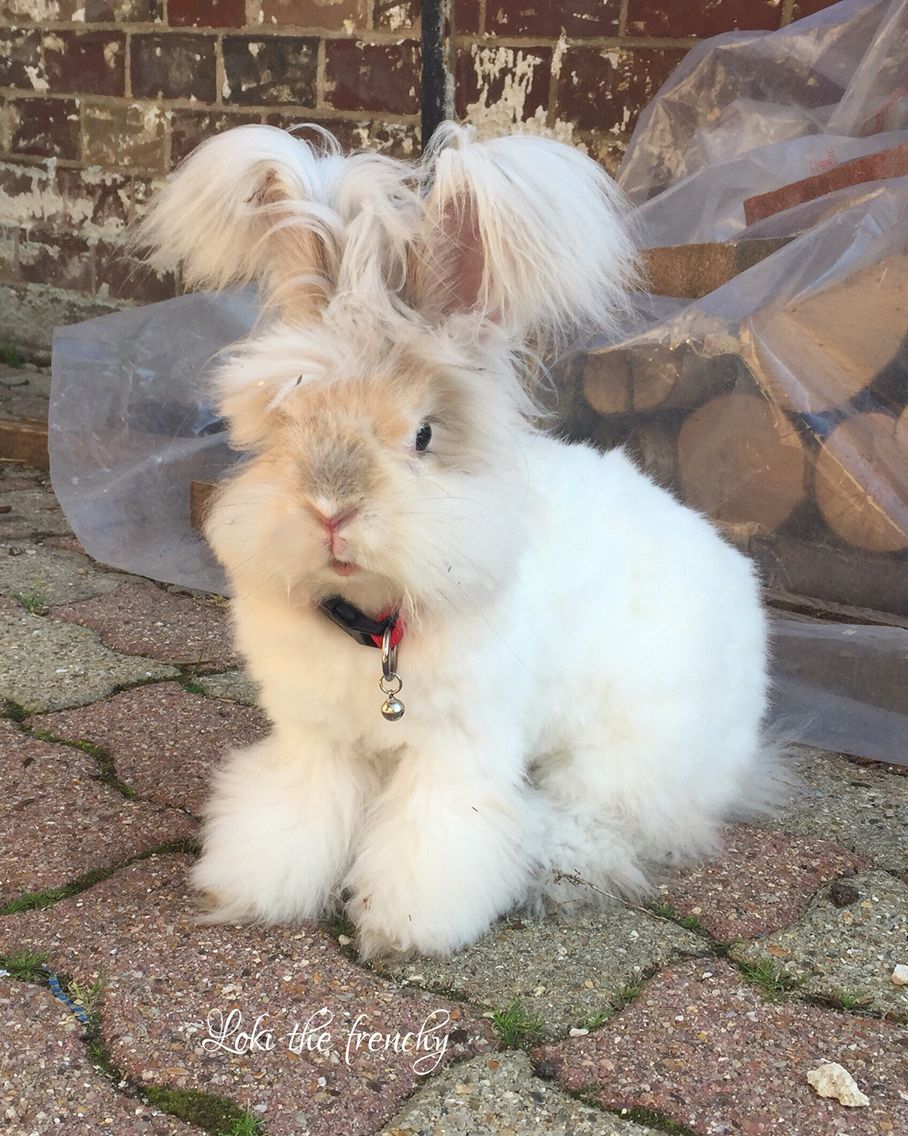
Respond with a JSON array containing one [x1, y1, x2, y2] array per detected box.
[[137, 122, 777, 959]]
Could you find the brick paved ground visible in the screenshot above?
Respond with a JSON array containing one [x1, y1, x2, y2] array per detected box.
[[1, 364, 906, 1135]]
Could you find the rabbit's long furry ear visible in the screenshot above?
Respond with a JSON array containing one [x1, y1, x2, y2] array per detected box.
[[414, 124, 640, 345], [134, 124, 416, 320]]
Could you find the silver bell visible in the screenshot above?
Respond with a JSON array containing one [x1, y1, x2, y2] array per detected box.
[[381, 695, 405, 721]]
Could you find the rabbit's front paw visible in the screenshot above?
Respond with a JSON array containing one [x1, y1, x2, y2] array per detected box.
[[345, 774, 536, 959], [192, 735, 368, 924]]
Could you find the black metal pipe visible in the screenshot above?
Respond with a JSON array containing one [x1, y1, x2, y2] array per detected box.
[[421, 0, 451, 150]]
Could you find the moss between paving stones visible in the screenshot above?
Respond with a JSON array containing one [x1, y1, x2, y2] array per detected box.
[[729, 869, 908, 1020]]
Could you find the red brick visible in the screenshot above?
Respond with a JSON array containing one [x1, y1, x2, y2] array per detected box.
[[84, 0, 162, 16], [54, 166, 133, 233], [83, 102, 167, 172], [169, 0, 246, 26], [18, 228, 93, 292], [260, 0, 366, 28], [455, 0, 482, 34], [130, 33, 217, 102], [556, 46, 688, 135], [487, 0, 619, 37], [0, 28, 43, 91], [94, 239, 178, 301], [0, 0, 82, 16], [263, 113, 419, 157], [0, 161, 132, 236], [455, 44, 552, 122], [325, 40, 420, 115], [791, 0, 841, 17], [373, 0, 418, 30], [43, 31, 126, 97], [169, 108, 261, 164], [626, 0, 782, 36], [222, 35, 318, 107], [10, 98, 81, 160]]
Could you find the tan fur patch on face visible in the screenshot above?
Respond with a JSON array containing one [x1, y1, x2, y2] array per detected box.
[[276, 372, 430, 508]]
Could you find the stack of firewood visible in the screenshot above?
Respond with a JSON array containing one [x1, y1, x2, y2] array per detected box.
[[574, 253, 908, 619]]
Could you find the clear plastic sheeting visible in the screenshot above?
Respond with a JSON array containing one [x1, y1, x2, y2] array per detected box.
[[48, 0, 908, 763], [619, 0, 908, 219], [50, 291, 258, 593], [577, 0, 908, 764]]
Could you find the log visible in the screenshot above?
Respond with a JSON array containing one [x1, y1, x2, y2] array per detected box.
[[624, 419, 678, 487], [581, 349, 633, 415], [642, 239, 792, 299], [813, 411, 908, 553], [634, 347, 748, 412], [752, 253, 908, 413], [582, 344, 747, 416], [677, 393, 807, 531]]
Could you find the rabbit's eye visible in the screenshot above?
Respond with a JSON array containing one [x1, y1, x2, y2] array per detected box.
[[415, 422, 432, 452]]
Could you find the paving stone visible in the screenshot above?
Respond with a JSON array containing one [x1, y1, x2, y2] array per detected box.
[[374, 1051, 658, 1136], [0, 980, 199, 1135], [536, 959, 908, 1136], [27, 683, 269, 814], [0, 540, 127, 606], [0, 595, 177, 713], [0, 855, 495, 1136], [50, 580, 239, 670], [0, 485, 71, 539], [770, 747, 908, 876], [0, 464, 45, 493], [196, 669, 260, 708], [375, 909, 705, 1039], [0, 719, 196, 905], [730, 870, 908, 1022], [657, 823, 869, 942]]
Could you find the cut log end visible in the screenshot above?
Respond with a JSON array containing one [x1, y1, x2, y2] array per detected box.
[[814, 411, 908, 553], [677, 393, 807, 532]]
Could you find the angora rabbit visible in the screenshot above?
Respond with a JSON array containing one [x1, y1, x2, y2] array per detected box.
[[139, 122, 775, 958]]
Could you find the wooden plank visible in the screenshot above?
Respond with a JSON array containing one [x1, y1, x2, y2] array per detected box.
[[0, 417, 49, 470], [744, 142, 908, 225]]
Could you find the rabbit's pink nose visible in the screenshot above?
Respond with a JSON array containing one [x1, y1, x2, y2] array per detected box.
[[310, 506, 359, 534]]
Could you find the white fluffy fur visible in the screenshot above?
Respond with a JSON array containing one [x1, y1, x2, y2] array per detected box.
[[140, 123, 775, 958]]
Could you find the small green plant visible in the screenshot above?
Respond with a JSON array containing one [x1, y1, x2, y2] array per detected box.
[[69, 973, 105, 1014], [0, 343, 24, 368], [834, 988, 871, 1011], [0, 949, 50, 981], [648, 901, 706, 934], [13, 590, 49, 615], [222, 1113, 264, 1136], [737, 958, 804, 1001], [490, 999, 544, 1047], [610, 982, 643, 1010], [579, 1010, 610, 1030]]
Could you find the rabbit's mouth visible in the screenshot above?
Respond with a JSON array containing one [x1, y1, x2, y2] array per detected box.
[[329, 559, 360, 577]]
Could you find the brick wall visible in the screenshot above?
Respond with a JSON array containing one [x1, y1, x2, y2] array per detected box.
[[0, 0, 839, 351]]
